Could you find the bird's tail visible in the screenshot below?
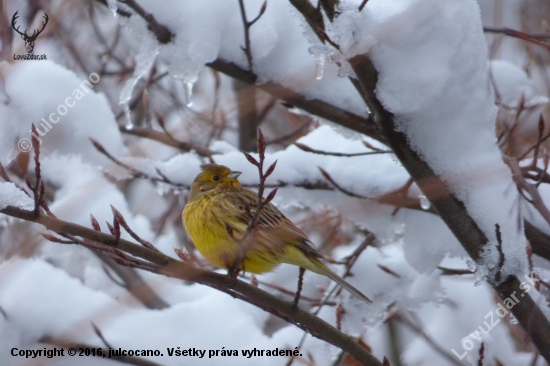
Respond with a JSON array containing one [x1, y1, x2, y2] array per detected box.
[[309, 258, 372, 305]]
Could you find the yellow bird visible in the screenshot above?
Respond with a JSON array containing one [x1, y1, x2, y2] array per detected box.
[[183, 164, 372, 304]]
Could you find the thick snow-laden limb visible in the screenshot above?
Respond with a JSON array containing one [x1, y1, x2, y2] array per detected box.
[[335, 0, 527, 281], [337, 0, 550, 361]]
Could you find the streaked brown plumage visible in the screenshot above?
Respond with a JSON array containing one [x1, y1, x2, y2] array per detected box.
[[182, 164, 372, 304]]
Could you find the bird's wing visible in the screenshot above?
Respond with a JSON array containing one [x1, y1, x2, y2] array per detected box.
[[223, 188, 322, 259]]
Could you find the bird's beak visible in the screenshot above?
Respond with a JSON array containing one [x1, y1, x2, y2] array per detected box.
[[227, 171, 242, 179]]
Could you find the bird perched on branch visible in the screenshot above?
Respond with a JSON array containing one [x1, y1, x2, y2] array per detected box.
[[182, 163, 372, 304]]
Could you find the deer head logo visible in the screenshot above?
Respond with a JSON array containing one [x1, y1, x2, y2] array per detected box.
[[12, 11, 49, 54]]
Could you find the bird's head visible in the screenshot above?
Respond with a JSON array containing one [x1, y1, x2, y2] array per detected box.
[[188, 164, 242, 201]]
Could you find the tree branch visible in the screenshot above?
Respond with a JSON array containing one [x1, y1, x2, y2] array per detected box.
[[207, 59, 382, 142], [347, 53, 550, 362], [0, 205, 382, 366]]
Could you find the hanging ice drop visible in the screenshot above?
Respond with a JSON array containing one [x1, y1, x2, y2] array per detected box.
[[183, 79, 195, 107], [419, 193, 431, 210], [107, 0, 118, 17], [315, 55, 325, 80]]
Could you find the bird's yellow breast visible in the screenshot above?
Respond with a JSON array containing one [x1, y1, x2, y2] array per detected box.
[[183, 196, 233, 268], [182, 195, 282, 273]]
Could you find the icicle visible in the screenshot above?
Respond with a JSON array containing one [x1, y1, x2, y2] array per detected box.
[[183, 79, 195, 107], [308, 45, 327, 81], [119, 35, 160, 129], [124, 107, 134, 130], [107, 0, 118, 17], [419, 193, 431, 210], [315, 54, 325, 80]]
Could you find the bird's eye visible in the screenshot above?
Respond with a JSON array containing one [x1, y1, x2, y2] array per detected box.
[[212, 175, 220, 181]]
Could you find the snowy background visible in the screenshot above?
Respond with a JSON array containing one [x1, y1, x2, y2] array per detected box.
[[1, 0, 550, 365]]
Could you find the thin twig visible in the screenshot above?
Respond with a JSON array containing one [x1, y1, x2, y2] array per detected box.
[[495, 223, 505, 283], [238, 0, 267, 72], [288, 233, 375, 365], [437, 266, 475, 276], [28, 124, 43, 218], [119, 124, 213, 157], [90, 138, 187, 188], [517, 116, 550, 161], [229, 129, 279, 277], [319, 167, 367, 198], [92, 323, 115, 349], [335, 297, 343, 331], [483, 27, 550, 50], [101, 264, 127, 288], [358, 0, 369, 11], [111, 205, 159, 252], [295, 142, 391, 157], [293, 267, 306, 308]]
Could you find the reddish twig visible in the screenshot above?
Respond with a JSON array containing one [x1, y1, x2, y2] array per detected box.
[[341, 233, 375, 278], [174, 247, 191, 262], [336, 297, 343, 331], [437, 266, 475, 276], [238, 0, 267, 72], [228, 129, 279, 277], [378, 264, 400, 278], [28, 124, 43, 218], [111, 205, 159, 252], [293, 267, 306, 308], [90, 138, 187, 188]]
